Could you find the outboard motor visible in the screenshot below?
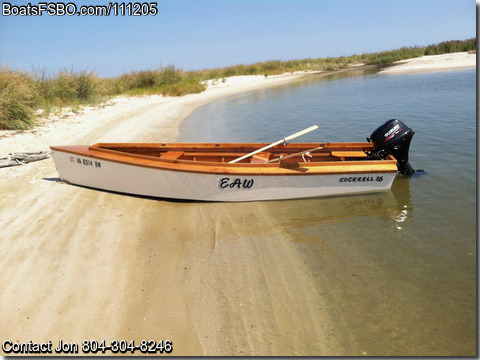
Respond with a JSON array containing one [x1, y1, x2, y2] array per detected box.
[[367, 119, 415, 176]]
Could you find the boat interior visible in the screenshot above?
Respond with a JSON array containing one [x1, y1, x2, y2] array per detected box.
[[90, 142, 394, 165]]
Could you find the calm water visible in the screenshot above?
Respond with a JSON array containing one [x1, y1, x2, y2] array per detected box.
[[179, 68, 476, 355]]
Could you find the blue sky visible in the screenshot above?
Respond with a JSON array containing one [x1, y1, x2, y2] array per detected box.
[[0, 0, 475, 77]]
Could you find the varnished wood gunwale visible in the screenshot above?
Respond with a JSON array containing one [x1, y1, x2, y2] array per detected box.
[[50, 143, 398, 176], [92, 142, 374, 153], [92, 142, 376, 163]]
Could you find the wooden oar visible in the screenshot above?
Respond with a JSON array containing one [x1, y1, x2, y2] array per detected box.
[[228, 125, 318, 164], [267, 146, 323, 163]]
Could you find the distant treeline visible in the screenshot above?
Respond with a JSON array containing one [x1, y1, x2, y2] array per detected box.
[[0, 37, 475, 130]]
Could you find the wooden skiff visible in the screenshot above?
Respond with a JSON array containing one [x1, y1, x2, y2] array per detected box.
[[50, 139, 400, 202]]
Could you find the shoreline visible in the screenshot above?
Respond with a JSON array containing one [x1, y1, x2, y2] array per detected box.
[[0, 52, 475, 155]]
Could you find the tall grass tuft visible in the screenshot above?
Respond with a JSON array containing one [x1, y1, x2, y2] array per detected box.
[[0, 66, 38, 130], [116, 65, 190, 95], [34, 68, 100, 109]]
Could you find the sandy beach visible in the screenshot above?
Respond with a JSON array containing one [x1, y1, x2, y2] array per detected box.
[[0, 52, 475, 356], [379, 51, 476, 74]]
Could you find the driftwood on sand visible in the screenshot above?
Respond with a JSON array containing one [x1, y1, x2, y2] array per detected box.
[[0, 151, 50, 168]]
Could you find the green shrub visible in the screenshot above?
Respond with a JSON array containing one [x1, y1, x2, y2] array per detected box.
[[425, 38, 476, 55]]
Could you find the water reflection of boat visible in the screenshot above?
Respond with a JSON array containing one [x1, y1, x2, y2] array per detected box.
[[202, 178, 413, 240], [387, 174, 413, 229], [265, 185, 412, 229]]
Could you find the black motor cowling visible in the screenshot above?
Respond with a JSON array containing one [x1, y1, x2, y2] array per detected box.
[[367, 119, 415, 176]]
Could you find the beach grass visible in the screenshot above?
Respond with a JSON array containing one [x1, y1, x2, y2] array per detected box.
[[33, 68, 103, 108], [118, 67, 206, 96], [0, 66, 39, 130], [0, 37, 475, 130]]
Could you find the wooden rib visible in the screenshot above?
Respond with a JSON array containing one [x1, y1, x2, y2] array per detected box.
[[160, 151, 184, 160]]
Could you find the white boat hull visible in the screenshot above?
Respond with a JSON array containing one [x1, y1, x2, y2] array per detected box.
[[51, 149, 396, 202]]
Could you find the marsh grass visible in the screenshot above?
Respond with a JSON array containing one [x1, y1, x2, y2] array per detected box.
[[0, 38, 475, 130]]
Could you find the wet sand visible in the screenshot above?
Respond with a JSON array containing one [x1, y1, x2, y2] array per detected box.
[[0, 53, 475, 356]]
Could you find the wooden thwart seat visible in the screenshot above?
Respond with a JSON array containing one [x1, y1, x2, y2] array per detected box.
[[250, 152, 271, 163], [330, 151, 366, 161]]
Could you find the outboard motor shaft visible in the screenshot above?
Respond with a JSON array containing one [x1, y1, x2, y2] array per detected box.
[[367, 119, 415, 176]]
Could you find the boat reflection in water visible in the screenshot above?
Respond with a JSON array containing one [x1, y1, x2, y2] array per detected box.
[[201, 174, 415, 249]]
